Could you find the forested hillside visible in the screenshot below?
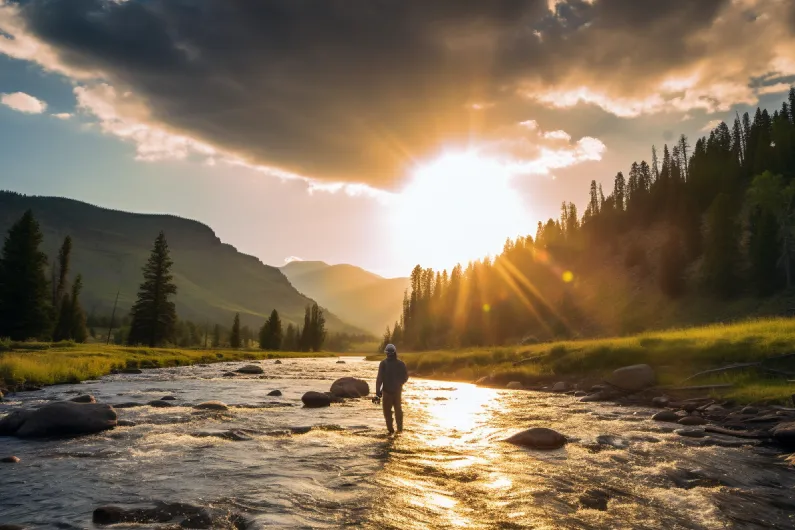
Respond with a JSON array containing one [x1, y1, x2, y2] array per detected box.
[[384, 90, 795, 351], [0, 192, 359, 333]]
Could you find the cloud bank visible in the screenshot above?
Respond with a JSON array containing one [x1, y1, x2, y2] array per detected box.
[[1, 0, 795, 188], [1, 91, 46, 113]]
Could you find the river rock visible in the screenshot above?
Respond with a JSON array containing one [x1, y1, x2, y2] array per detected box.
[[0, 401, 117, 438], [222, 371, 238, 377], [652, 410, 680, 422], [741, 406, 759, 415], [596, 435, 629, 449], [267, 390, 282, 396], [475, 376, 492, 386], [116, 420, 137, 427], [1, 456, 20, 463], [336, 360, 346, 364], [113, 402, 144, 409], [606, 364, 656, 392], [651, 396, 670, 408], [676, 428, 706, 438], [330, 377, 370, 398], [772, 422, 795, 448], [505, 427, 567, 450], [580, 392, 611, 402], [160, 396, 176, 401], [678, 416, 707, 426], [579, 489, 609, 511], [0, 525, 26, 530], [93, 502, 217, 527], [194, 401, 229, 411], [69, 394, 96, 403], [302, 391, 332, 408], [274, 360, 282, 364], [236, 365, 264, 374], [148, 400, 175, 408], [552, 382, 568, 392], [506, 381, 523, 390]]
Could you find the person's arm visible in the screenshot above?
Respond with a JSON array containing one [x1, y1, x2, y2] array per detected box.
[[376, 361, 384, 397], [401, 361, 409, 385]]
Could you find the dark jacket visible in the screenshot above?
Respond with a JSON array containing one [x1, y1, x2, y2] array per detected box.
[[376, 355, 409, 395]]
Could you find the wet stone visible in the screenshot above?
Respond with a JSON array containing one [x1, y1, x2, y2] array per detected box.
[[678, 416, 707, 426], [675, 428, 706, 438], [652, 410, 680, 423], [579, 489, 610, 511], [267, 390, 282, 396], [113, 402, 144, 409], [116, 420, 137, 427], [160, 396, 177, 401], [148, 400, 176, 408], [69, 394, 96, 403], [1, 456, 20, 463], [505, 427, 567, 450]]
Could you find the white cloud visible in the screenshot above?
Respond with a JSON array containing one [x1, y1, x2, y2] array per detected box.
[[51, 112, 72, 120], [1, 91, 47, 114]]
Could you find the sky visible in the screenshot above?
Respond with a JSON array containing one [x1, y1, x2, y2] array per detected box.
[[1, 0, 795, 278]]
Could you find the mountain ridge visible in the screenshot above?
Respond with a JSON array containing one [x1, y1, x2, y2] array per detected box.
[[0, 190, 363, 334]]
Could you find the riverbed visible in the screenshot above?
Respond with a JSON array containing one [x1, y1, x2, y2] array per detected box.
[[1, 357, 793, 529]]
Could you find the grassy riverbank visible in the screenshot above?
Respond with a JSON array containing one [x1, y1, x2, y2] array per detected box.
[[0, 341, 335, 389], [370, 318, 795, 404]]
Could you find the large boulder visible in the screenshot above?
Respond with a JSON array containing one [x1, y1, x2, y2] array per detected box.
[[236, 365, 264, 374], [606, 364, 656, 392], [505, 427, 567, 450], [0, 401, 117, 438], [302, 391, 333, 408], [329, 377, 370, 398], [772, 422, 795, 448]]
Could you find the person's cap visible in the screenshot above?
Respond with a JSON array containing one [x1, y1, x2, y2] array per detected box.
[[384, 344, 397, 354]]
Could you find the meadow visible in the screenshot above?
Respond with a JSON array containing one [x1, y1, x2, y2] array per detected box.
[[0, 340, 334, 389], [370, 318, 795, 404]]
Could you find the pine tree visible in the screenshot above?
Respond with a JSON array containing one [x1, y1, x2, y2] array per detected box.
[[749, 209, 780, 295], [69, 274, 88, 343], [212, 324, 221, 348], [702, 193, 740, 297], [613, 172, 626, 211], [230, 313, 241, 348], [259, 309, 283, 350], [283, 323, 297, 351], [310, 303, 326, 351], [54, 235, 72, 308], [127, 231, 177, 347], [746, 171, 795, 289], [300, 305, 311, 352], [53, 293, 73, 342], [0, 210, 52, 340]]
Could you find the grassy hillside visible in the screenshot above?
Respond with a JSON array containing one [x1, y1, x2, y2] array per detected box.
[[282, 261, 410, 335], [372, 318, 795, 404], [0, 192, 361, 332], [0, 341, 334, 389]]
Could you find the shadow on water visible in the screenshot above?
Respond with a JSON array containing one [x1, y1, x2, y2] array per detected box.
[[1, 357, 794, 529]]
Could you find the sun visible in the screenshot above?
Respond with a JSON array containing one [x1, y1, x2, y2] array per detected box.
[[389, 150, 531, 271]]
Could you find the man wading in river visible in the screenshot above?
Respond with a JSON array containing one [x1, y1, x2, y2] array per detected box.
[[375, 344, 409, 434]]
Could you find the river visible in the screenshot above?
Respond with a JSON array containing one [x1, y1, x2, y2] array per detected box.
[[1, 357, 793, 529]]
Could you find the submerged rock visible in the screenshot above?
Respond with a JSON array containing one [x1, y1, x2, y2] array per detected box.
[[194, 401, 229, 411], [579, 489, 609, 511], [505, 427, 567, 450], [606, 364, 656, 392], [0, 525, 26, 530], [336, 360, 346, 364], [676, 428, 706, 438], [148, 400, 175, 408], [222, 372, 238, 377], [69, 394, 96, 404], [580, 392, 612, 403], [92, 502, 228, 528], [160, 396, 177, 401], [119, 368, 143, 374], [506, 381, 523, 390], [651, 396, 670, 408], [652, 410, 680, 423], [236, 365, 264, 374], [302, 391, 332, 408], [330, 377, 370, 398], [274, 359, 282, 364], [267, 390, 282, 397], [1, 456, 20, 463], [678, 416, 707, 426], [0, 401, 117, 438], [113, 402, 144, 409], [116, 420, 137, 427], [773, 422, 795, 448]]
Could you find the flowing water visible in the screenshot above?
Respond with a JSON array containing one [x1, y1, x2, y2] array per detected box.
[[1, 357, 794, 529]]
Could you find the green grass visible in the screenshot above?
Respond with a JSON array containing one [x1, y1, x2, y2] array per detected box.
[[0, 343, 334, 389], [369, 318, 795, 404]]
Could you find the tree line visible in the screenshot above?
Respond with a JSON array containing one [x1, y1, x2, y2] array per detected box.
[[0, 214, 330, 350], [382, 88, 795, 352]]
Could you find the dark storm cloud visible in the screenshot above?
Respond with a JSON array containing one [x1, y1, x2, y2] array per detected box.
[[5, 0, 769, 186]]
